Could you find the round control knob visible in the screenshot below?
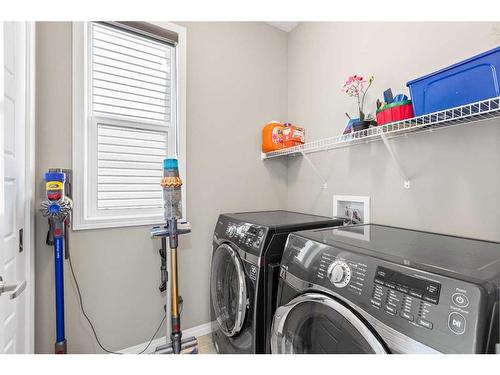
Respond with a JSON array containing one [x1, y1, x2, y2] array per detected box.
[[329, 264, 345, 283], [327, 261, 351, 288], [227, 225, 237, 237]]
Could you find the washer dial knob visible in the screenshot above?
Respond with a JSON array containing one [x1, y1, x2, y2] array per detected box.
[[327, 261, 351, 288]]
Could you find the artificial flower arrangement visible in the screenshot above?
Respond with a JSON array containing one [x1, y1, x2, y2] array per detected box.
[[342, 74, 377, 133]]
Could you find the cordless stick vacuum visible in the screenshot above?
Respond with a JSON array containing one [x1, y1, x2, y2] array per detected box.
[[40, 170, 73, 354], [151, 159, 198, 354]]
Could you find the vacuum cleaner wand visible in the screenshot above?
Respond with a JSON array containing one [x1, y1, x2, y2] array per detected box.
[[40, 170, 73, 354], [151, 158, 198, 354]]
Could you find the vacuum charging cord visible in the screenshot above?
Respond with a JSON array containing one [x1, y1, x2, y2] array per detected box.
[[67, 251, 165, 354]]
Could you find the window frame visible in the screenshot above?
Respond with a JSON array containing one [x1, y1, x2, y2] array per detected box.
[[72, 21, 187, 230]]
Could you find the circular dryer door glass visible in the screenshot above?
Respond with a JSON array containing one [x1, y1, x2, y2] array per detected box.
[[210, 244, 247, 337], [272, 293, 386, 354]]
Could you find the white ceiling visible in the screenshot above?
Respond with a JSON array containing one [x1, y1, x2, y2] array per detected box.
[[266, 22, 300, 32]]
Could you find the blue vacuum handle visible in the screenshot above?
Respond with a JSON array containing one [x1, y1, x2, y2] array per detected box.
[[54, 236, 66, 353]]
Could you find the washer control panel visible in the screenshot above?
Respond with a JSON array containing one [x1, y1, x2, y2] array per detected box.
[[317, 251, 368, 296], [225, 222, 265, 249], [371, 266, 442, 331], [366, 265, 482, 352], [374, 267, 441, 304]]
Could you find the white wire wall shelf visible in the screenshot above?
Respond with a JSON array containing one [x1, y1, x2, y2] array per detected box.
[[262, 97, 500, 159], [261, 96, 500, 189]]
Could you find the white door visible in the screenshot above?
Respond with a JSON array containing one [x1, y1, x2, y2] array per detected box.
[[0, 21, 32, 354]]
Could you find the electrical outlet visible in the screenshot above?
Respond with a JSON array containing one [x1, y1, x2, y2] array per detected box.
[[333, 195, 370, 224]]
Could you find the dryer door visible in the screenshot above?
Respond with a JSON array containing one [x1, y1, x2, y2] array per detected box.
[[271, 293, 387, 354], [210, 244, 248, 337]]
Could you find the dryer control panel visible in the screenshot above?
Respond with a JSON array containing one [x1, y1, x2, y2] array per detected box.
[[225, 222, 266, 250]]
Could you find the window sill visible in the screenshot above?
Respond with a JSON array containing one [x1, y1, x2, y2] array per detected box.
[[72, 215, 165, 231]]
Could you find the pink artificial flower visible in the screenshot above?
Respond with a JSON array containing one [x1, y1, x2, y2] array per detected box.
[[341, 74, 375, 118]]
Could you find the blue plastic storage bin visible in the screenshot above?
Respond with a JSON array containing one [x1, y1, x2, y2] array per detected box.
[[407, 46, 500, 116]]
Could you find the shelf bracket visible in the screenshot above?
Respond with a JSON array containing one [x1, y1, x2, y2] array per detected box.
[[300, 151, 328, 189], [381, 135, 411, 189]]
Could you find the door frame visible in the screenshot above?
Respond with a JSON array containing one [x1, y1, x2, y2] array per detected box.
[[24, 21, 36, 354]]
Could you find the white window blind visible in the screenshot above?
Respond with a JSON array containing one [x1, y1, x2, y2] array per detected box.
[[96, 122, 166, 210], [91, 22, 173, 123], [72, 21, 182, 229], [88, 22, 176, 216]]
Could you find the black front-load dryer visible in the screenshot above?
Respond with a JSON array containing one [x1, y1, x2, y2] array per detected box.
[[210, 210, 344, 354]]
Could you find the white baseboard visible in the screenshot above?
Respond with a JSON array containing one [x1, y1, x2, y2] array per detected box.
[[182, 321, 213, 339], [119, 321, 213, 354]]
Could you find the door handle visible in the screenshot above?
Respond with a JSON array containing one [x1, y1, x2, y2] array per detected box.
[[0, 276, 27, 299]]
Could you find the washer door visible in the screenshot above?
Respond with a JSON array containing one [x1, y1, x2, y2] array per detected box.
[[210, 244, 248, 337], [271, 293, 387, 354]]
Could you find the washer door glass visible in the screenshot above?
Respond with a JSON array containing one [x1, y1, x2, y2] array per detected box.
[[211, 244, 247, 337], [271, 293, 387, 354]]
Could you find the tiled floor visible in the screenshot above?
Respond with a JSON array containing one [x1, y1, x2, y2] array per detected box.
[[197, 334, 217, 354]]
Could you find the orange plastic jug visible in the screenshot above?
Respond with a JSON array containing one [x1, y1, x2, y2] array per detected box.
[[262, 121, 285, 153]]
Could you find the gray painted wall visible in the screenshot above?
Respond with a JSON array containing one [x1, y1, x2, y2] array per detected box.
[[35, 22, 288, 353], [285, 22, 500, 241]]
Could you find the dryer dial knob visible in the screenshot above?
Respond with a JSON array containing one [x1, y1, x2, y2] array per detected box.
[[227, 225, 237, 237], [327, 261, 351, 288]]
